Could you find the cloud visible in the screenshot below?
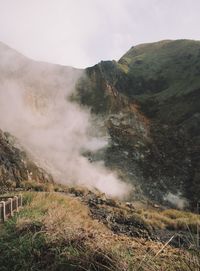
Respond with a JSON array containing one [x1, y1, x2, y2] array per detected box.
[[0, 0, 200, 67]]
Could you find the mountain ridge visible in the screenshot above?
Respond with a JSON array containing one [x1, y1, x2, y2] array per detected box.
[[75, 39, 200, 208], [0, 39, 199, 208]]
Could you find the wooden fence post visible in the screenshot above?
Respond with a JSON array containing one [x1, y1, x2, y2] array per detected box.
[[0, 201, 3, 222], [8, 198, 13, 217], [14, 196, 19, 211], [0, 201, 6, 222], [197, 201, 200, 248], [19, 194, 22, 207]]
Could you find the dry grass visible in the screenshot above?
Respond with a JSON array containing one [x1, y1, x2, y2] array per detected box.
[[21, 193, 200, 269], [139, 207, 200, 233], [0, 191, 200, 271]]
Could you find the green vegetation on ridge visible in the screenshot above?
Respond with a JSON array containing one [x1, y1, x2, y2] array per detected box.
[[74, 40, 200, 207]]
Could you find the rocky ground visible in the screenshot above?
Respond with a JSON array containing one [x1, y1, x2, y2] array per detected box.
[[66, 187, 200, 250]]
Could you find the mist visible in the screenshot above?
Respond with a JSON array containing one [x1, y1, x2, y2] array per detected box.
[[0, 45, 130, 198], [164, 192, 188, 209]]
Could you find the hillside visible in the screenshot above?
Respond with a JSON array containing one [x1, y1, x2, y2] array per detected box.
[[75, 40, 200, 208], [0, 40, 200, 270], [0, 190, 199, 271], [0, 130, 52, 193], [0, 39, 199, 207]]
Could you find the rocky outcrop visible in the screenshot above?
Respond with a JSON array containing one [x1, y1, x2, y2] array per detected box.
[[75, 40, 200, 209], [0, 40, 199, 209], [0, 130, 52, 193]]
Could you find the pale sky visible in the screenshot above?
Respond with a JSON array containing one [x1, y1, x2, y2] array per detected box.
[[0, 0, 200, 68]]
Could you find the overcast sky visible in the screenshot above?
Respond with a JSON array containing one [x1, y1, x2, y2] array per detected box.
[[0, 0, 200, 68]]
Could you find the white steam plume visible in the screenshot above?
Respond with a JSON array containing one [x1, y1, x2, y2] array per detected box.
[[163, 192, 188, 209], [0, 46, 130, 198]]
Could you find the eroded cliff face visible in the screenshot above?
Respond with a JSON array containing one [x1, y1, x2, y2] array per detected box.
[[0, 40, 199, 208], [75, 40, 200, 208], [0, 130, 53, 193]]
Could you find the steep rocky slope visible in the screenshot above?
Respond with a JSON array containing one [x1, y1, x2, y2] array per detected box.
[[0, 130, 52, 193], [75, 40, 200, 208], [0, 40, 199, 271], [0, 40, 199, 209]]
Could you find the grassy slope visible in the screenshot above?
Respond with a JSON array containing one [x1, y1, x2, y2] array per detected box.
[[76, 39, 200, 132], [118, 39, 200, 123], [0, 191, 200, 271], [119, 39, 200, 95]]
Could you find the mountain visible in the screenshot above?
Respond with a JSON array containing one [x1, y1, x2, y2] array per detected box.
[[0, 40, 199, 208], [0, 39, 200, 270], [75, 39, 200, 208]]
